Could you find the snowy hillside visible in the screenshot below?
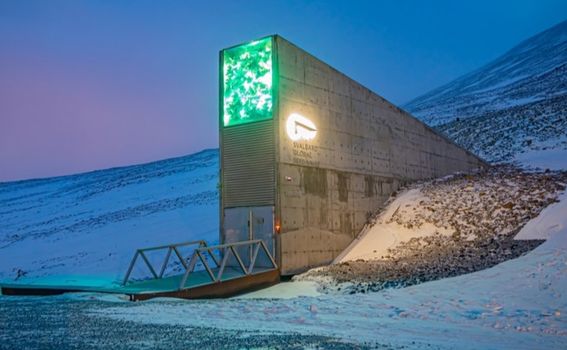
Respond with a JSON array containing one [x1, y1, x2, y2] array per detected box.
[[297, 165, 567, 294], [2, 162, 566, 349], [90, 191, 567, 349], [0, 149, 219, 281], [405, 20, 567, 163]]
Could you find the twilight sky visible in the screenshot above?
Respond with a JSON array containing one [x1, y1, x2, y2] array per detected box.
[[1, 1, 566, 182]]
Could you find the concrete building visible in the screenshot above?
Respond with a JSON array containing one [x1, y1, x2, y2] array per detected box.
[[219, 35, 486, 275]]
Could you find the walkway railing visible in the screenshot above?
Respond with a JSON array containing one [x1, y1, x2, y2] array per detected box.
[[122, 239, 277, 290], [122, 240, 212, 286]]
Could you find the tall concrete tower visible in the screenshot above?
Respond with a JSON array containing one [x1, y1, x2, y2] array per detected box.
[[219, 35, 486, 275]]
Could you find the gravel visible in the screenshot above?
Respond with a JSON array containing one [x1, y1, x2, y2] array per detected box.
[[298, 165, 567, 295], [0, 296, 378, 350]]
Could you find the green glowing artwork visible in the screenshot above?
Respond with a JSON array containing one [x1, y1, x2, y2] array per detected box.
[[222, 37, 273, 127]]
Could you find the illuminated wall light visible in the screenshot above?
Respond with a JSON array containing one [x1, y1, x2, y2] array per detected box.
[[286, 113, 317, 141], [222, 37, 273, 127]]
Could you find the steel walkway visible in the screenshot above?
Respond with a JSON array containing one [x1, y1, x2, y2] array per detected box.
[[1, 239, 280, 301]]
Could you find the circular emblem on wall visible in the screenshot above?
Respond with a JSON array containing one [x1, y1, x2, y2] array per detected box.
[[286, 113, 317, 141]]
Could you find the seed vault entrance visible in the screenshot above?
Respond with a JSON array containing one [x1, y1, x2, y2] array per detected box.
[[219, 36, 279, 271], [219, 35, 486, 276], [223, 206, 275, 268]]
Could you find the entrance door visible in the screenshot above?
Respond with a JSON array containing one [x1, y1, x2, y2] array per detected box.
[[223, 206, 275, 268]]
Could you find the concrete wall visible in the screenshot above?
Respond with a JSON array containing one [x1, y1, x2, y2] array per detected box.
[[274, 36, 486, 275]]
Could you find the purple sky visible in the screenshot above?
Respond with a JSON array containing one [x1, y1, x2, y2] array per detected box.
[[1, 1, 566, 182]]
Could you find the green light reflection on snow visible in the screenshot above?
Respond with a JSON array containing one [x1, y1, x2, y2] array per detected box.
[[222, 37, 273, 127]]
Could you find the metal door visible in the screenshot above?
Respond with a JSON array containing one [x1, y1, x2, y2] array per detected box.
[[249, 206, 275, 268], [223, 206, 275, 268]]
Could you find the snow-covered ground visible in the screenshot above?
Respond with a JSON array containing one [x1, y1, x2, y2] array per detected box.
[[515, 148, 567, 172], [1, 150, 566, 348], [1, 162, 565, 349], [90, 190, 567, 348], [515, 189, 567, 240], [337, 188, 450, 262]]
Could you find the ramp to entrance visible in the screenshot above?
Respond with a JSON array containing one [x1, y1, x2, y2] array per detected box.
[[1, 240, 279, 301]]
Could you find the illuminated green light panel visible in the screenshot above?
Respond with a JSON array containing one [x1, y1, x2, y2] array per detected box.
[[223, 37, 273, 127]]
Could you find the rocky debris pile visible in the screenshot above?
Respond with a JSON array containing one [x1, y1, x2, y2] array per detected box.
[[436, 93, 567, 162], [305, 232, 544, 295], [297, 165, 567, 294], [388, 165, 566, 242]]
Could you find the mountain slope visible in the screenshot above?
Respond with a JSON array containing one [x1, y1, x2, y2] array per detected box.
[[0, 149, 219, 280], [404, 20, 567, 163]]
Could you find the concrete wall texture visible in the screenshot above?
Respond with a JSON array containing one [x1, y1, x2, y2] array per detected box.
[[273, 36, 486, 274]]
